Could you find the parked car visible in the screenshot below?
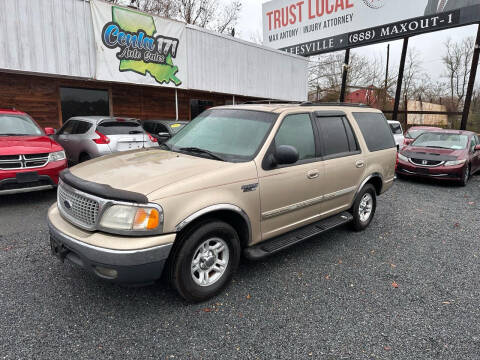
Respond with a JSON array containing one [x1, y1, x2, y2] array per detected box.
[[0, 108, 67, 195], [396, 130, 480, 186], [387, 120, 405, 150], [141, 120, 188, 143], [48, 103, 396, 302], [53, 117, 157, 164], [403, 126, 441, 146]]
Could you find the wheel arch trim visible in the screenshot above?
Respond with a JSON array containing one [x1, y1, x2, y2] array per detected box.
[[354, 172, 383, 198], [175, 204, 252, 243]]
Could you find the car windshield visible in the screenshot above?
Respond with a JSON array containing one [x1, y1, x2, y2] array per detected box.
[[166, 109, 277, 162], [412, 132, 469, 150], [389, 123, 402, 135], [0, 114, 43, 136], [169, 123, 186, 134], [406, 129, 430, 139]]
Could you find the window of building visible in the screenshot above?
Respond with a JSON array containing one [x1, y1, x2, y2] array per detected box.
[[60, 87, 110, 123], [275, 114, 316, 161]]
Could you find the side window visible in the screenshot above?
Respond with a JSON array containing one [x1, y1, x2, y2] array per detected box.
[[73, 121, 92, 135], [353, 112, 396, 152], [316, 116, 358, 157], [470, 136, 477, 152], [57, 120, 77, 135], [275, 114, 316, 161]]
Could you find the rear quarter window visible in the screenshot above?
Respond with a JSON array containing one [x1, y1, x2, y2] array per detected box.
[[353, 112, 396, 152]]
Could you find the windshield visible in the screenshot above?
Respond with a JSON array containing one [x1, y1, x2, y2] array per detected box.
[[389, 123, 403, 135], [406, 129, 430, 139], [166, 109, 277, 162], [412, 132, 469, 150], [169, 123, 186, 134], [0, 114, 43, 136]]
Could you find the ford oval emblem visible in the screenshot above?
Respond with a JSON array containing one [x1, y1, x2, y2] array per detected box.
[[64, 200, 72, 210]]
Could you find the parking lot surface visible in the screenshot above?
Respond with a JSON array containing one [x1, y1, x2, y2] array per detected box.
[[1, 176, 479, 359]]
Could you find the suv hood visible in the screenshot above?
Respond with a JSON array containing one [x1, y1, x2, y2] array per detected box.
[[69, 149, 249, 198], [0, 135, 61, 155]]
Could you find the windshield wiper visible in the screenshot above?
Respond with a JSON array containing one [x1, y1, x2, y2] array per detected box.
[[179, 147, 225, 161], [0, 133, 28, 136], [425, 146, 451, 149]]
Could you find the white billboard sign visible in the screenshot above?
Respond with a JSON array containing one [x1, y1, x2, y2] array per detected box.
[[262, 0, 480, 56]]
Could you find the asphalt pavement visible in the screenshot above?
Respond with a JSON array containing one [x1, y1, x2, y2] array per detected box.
[[1, 176, 479, 359]]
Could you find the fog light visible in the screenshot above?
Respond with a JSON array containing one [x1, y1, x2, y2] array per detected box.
[[95, 266, 118, 279]]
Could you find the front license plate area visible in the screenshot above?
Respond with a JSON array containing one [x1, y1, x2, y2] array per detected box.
[[416, 168, 430, 175], [16, 171, 39, 183]]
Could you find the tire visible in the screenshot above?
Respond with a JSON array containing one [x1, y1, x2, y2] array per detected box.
[[350, 184, 377, 232], [168, 220, 241, 303], [459, 164, 470, 187], [79, 153, 91, 163]]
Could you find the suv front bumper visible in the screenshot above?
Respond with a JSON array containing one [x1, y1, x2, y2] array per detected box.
[[47, 205, 175, 285]]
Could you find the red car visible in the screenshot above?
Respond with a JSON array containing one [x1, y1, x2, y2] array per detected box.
[[0, 108, 67, 195], [403, 126, 442, 146], [396, 129, 480, 186]]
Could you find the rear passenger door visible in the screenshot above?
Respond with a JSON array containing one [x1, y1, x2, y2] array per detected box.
[[258, 113, 325, 240], [471, 136, 480, 173], [314, 112, 365, 215]]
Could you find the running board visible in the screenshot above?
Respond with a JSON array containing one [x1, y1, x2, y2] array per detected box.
[[244, 212, 353, 260]]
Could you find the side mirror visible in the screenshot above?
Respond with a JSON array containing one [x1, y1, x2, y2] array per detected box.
[[44, 127, 55, 135], [275, 145, 299, 165], [475, 145, 480, 151]]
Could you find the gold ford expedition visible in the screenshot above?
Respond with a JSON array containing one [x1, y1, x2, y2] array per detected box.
[[48, 103, 396, 302]]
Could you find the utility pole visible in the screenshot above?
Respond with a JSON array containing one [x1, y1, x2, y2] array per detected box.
[[384, 44, 390, 109], [461, 24, 480, 130], [393, 38, 409, 121], [339, 49, 350, 102]]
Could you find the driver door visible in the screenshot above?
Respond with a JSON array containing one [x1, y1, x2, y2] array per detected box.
[[257, 113, 325, 241]]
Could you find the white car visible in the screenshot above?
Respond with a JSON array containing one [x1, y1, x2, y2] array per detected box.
[[388, 120, 405, 150]]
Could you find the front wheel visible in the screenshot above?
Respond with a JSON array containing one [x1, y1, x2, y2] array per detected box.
[[350, 184, 377, 232], [168, 220, 241, 303], [459, 164, 470, 187]]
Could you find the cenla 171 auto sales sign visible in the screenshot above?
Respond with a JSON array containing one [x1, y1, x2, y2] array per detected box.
[[262, 0, 480, 56]]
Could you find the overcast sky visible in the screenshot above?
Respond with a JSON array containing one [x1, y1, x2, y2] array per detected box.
[[234, 0, 478, 80]]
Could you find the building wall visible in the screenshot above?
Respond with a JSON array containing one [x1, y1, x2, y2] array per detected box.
[[0, 0, 308, 101], [0, 72, 257, 128]]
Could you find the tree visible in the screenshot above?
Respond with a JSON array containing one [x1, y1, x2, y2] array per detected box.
[[105, 0, 242, 35], [442, 37, 475, 110]]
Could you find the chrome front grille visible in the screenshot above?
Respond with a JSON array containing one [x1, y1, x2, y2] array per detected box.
[[0, 153, 49, 170], [58, 182, 100, 228], [410, 158, 444, 167]]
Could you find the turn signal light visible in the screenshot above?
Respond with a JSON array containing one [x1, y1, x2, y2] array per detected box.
[[93, 131, 110, 144], [133, 208, 160, 230]]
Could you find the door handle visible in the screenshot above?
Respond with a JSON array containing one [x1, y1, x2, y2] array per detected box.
[[355, 160, 365, 168], [307, 170, 319, 179]]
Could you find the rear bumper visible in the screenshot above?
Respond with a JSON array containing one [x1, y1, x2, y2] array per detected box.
[[47, 208, 175, 285], [0, 160, 67, 195], [396, 160, 464, 180]]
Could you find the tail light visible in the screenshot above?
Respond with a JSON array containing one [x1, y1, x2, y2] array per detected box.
[[395, 152, 398, 171], [147, 133, 158, 143], [93, 131, 110, 144]]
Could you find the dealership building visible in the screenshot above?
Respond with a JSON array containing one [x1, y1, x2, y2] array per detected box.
[[0, 0, 308, 129]]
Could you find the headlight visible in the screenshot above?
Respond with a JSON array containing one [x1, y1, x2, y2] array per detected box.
[[398, 153, 408, 162], [49, 150, 66, 162], [444, 159, 466, 166], [100, 204, 163, 233]]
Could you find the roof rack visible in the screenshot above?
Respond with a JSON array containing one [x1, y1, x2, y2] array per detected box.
[[299, 102, 371, 108], [241, 100, 302, 105]]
